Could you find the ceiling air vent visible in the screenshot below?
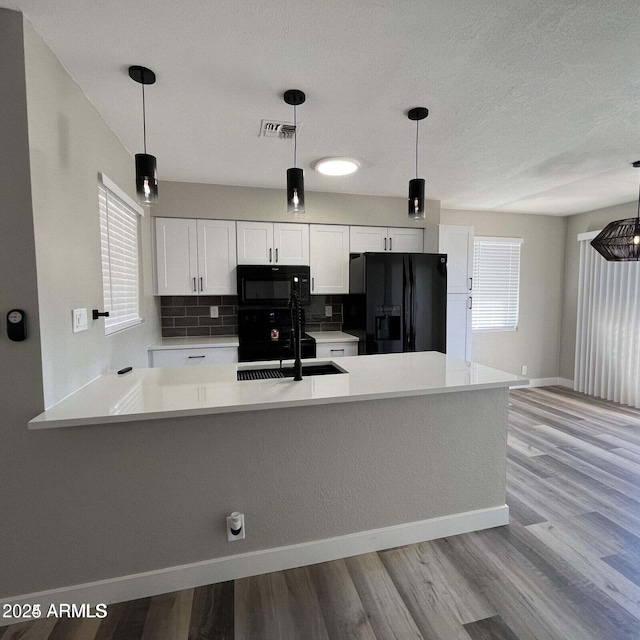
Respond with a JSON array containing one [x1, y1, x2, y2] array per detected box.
[[259, 120, 301, 139]]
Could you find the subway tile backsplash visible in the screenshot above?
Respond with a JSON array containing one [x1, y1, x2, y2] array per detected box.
[[160, 295, 344, 337]]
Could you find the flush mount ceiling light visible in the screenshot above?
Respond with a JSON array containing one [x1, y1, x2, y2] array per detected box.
[[129, 65, 158, 206], [591, 161, 640, 261], [407, 107, 429, 220], [284, 89, 306, 214], [314, 157, 360, 176]]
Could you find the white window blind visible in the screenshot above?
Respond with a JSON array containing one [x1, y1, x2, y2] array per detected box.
[[574, 231, 640, 408], [98, 176, 143, 335], [472, 236, 522, 332]]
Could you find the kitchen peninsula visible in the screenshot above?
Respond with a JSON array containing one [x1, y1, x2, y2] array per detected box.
[[27, 352, 522, 599]]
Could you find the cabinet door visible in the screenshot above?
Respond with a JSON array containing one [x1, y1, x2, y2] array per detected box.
[[438, 225, 474, 294], [388, 227, 424, 253], [273, 223, 309, 265], [155, 218, 198, 295], [197, 220, 237, 295], [236, 221, 274, 265], [446, 293, 472, 361], [350, 226, 387, 253], [309, 225, 350, 294]]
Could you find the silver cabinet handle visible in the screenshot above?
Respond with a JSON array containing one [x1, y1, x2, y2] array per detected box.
[[384, 237, 387, 251], [469, 277, 473, 291], [200, 277, 203, 291], [275, 248, 279, 263], [312, 277, 315, 291], [468, 296, 473, 310], [269, 248, 272, 263], [193, 277, 197, 292], [188, 355, 206, 359], [389, 237, 393, 251]]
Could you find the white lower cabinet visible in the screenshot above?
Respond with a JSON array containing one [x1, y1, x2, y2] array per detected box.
[[315, 341, 358, 358], [151, 347, 238, 367], [446, 294, 472, 361]]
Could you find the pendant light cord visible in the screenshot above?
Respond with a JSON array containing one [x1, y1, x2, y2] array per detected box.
[[415, 118, 419, 179], [637, 178, 640, 223], [293, 104, 297, 169], [142, 80, 147, 154]]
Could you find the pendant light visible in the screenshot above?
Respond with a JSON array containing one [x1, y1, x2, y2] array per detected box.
[[284, 89, 306, 213], [129, 65, 158, 206], [591, 161, 640, 261], [407, 107, 429, 220]]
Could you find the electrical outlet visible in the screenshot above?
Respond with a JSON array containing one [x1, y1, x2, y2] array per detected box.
[[521, 365, 528, 375], [325, 305, 332, 318], [210, 306, 219, 318], [72, 308, 87, 333], [227, 512, 245, 541]]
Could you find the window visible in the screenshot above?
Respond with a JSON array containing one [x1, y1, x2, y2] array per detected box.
[[98, 174, 144, 335], [472, 236, 522, 332]]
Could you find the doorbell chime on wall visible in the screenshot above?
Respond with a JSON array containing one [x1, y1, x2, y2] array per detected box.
[[7, 309, 27, 341]]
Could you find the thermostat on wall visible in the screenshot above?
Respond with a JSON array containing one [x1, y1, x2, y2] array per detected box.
[[7, 309, 26, 341]]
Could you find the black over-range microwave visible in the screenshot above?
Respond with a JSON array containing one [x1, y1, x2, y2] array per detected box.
[[237, 265, 311, 306]]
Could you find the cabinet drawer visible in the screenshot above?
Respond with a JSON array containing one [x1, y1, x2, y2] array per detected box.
[[151, 347, 238, 367], [315, 342, 358, 358]]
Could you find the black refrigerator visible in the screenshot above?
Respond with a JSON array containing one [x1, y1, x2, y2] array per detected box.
[[344, 253, 447, 354]]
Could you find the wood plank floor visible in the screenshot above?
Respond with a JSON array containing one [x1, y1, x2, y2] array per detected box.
[[4, 387, 640, 639]]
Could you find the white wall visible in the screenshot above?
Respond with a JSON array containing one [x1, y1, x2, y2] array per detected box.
[[441, 209, 566, 379], [559, 200, 637, 380], [23, 22, 161, 408]]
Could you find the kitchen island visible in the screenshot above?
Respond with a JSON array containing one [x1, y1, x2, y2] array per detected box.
[[25, 352, 522, 607]]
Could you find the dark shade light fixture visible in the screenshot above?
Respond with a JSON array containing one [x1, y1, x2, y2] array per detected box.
[[284, 89, 306, 213], [129, 65, 158, 206], [591, 161, 640, 261], [407, 107, 429, 220]]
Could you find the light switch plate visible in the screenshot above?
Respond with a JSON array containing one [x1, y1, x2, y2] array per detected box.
[[73, 308, 88, 333], [210, 306, 219, 318], [325, 305, 332, 318]]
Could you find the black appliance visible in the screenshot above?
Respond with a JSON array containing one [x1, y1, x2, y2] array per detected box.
[[237, 307, 316, 363], [344, 253, 447, 354], [237, 265, 311, 307]]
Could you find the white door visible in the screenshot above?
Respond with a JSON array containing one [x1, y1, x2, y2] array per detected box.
[[438, 225, 474, 294], [155, 217, 198, 295], [350, 226, 387, 253], [197, 220, 237, 295], [446, 293, 472, 361], [274, 223, 309, 265], [388, 228, 424, 253], [236, 221, 274, 265], [309, 225, 350, 294]]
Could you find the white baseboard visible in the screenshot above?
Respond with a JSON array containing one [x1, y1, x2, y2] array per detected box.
[[0, 504, 508, 625], [512, 377, 574, 389]]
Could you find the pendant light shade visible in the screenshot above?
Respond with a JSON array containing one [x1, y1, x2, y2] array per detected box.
[[129, 65, 158, 206], [284, 89, 306, 214], [407, 107, 429, 220], [591, 161, 640, 261]]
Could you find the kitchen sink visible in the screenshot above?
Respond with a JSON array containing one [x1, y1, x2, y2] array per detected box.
[[237, 363, 345, 381]]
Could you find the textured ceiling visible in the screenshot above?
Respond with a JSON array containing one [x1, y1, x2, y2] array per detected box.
[[4, 0, 640, 215]]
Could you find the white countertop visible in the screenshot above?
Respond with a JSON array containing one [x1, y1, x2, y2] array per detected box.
[[29, 352, 525, 430], [148, 336, 239, 350], [306, 331, 359, 343]]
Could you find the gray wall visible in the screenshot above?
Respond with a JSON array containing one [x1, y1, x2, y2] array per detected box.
[[23, 21, 161, 408], [558, 200, 637, 380], [154, 180, 442, 251], [441, 209, 567, 379]]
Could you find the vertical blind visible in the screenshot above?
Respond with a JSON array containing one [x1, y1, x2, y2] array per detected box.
[[99, 182, 141, 335], [575, 232, 640, 408], [472, 237, 523, 331]]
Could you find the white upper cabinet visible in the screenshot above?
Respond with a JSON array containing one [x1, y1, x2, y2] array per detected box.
[[438, 225, 474, 294], [350, 226, 423, 253], [309, 225, 350, 294], [236, 221, 309, 265], [155, 218, 236, 296]]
